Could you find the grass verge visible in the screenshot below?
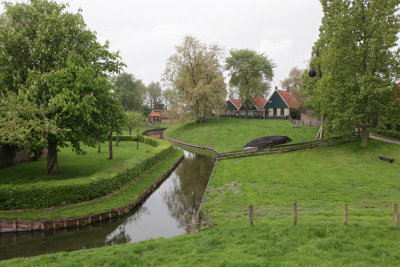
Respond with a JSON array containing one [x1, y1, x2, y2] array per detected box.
[[4, 224, 400, 266]]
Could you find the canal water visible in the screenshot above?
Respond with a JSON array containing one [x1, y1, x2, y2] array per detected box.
[[0, 148, 215, 261]]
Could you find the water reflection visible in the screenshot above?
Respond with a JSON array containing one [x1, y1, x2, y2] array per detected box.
[[104, 152, 214, 244], [162, 153, 213, 230], [0, 149, 215, 261]]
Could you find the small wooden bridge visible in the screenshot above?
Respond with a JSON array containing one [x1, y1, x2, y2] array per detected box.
[[216, 135, 360, 161]]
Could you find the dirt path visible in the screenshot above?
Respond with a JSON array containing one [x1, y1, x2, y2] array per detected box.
[[369, 134, 400, 145]]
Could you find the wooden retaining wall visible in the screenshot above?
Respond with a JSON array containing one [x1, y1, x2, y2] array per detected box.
[[0, 156, 184, 233]]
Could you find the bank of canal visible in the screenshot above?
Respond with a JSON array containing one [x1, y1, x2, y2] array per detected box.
[[0, 148, 215, 261]]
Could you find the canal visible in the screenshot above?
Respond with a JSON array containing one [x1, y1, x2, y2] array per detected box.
[[0, 148, 215, 261]]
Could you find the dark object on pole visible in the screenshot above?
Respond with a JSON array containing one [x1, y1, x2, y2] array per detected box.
[[378, 155, 394, 163], [308, 69, 316, 78], [242, 136, 292, 150]]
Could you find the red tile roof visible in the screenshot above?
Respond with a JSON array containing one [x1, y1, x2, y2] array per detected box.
[[278, 90, 299, 109], [148, 111, 161, 117], [253, 97, 267, 111], [229, 98, 243, 110]]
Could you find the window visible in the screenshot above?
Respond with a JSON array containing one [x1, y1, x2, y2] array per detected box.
[[281, 109, 284, 116]]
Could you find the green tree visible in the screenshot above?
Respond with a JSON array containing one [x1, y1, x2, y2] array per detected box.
[[225, 49, 275, 118], [113, 73, 145, 111], [127, 111, 145, 149], [146, 82, 162, 110], [0, 0, 124, 173], [162, 88, 176, 110], [306, 0, 400, 147], [281, 67, 305, 108], [163, 35, 227, 123]]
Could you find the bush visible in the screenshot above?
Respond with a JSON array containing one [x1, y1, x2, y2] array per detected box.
[[375, 121, 400, 139], [0, 138, 172, 210]]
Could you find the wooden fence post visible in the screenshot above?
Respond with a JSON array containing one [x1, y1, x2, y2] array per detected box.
[[293, 202, 297, 225], [394, 203, 399, 227], [344, 204, 348, 225], [249, 205, 254, 227]]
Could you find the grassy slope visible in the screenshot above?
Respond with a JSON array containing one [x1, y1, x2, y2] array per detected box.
[[203, 140, 400, 227], [0, 141, 153, 185], [164, 117, 320, 152], [5, 119, 400, 266], [0, 149, 183, 221]]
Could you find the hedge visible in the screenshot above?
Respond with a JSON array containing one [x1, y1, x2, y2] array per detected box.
[[0, 137, 172, 210]]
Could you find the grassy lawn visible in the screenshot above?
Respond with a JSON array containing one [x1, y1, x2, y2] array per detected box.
[[164, 117, 320, 152], [5, 120, 400, 266], [203, 140, 400, 227], [5, 224, 400, 266], [0, 149, 183, 221], [0, 141, 154, 185]]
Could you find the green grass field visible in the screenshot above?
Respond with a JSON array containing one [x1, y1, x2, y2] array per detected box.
[[203, 140, 400, 227], [5, 119, 400, 266], [164, 117, 320, 152], [0, 141, 153, 185]]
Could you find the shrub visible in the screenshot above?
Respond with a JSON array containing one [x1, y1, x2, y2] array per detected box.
[[0, 138, 172, 210]]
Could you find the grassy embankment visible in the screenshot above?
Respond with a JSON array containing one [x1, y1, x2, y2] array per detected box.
[[5, 118, 400, 266], [164, 117, 321, 152], [0, 140, 183, 220], [0, 141, 153, 185]]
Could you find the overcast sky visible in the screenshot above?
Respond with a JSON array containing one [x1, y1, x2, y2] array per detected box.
[[61, 0, 324, 90], [3, 0, 326, 91]]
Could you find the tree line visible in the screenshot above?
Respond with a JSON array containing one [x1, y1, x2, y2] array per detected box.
[[1, 0, 399, 177]]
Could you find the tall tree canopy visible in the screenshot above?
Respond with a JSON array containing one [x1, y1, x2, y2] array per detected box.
[[113, 73, 145, 111], [305, 0, 400, 147], [146, 81, 162, 110], [0, 0, 125, 173], [163, 35, 227, 123], [281, 67, 305, 108], [225, 49, 275, 118]]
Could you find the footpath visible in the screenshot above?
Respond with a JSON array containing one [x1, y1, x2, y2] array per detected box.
[[370, 134, 400, 145]]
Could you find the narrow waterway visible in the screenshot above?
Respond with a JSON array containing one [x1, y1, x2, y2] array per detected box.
[[0, 148, 215, 261]]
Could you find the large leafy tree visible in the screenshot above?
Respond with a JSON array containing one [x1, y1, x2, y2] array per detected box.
[[163, 35, 227, 123], [0, 0, 125, 173], [225, 49, 275, 118], [305, 0, 400, 147], [281, 67, 305, 109], [113, 73, 145, 111], [146, 82, 162, 110]]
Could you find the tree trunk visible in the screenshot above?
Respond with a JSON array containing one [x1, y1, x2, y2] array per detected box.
[[116, 136, 120, 147], [108, 132, 113, 159], [98, 144, 101, 153], [47, 143, 59, 175], [137, 131, 139, 150], [361, 126, 368, 148], [245, 107, 248, 119], [129, 128, 132, 135]]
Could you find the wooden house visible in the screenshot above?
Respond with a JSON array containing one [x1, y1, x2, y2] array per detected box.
[[225, 98, 267, 118], [264, 90, 299, 118], [148, 110, 162, 123]]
